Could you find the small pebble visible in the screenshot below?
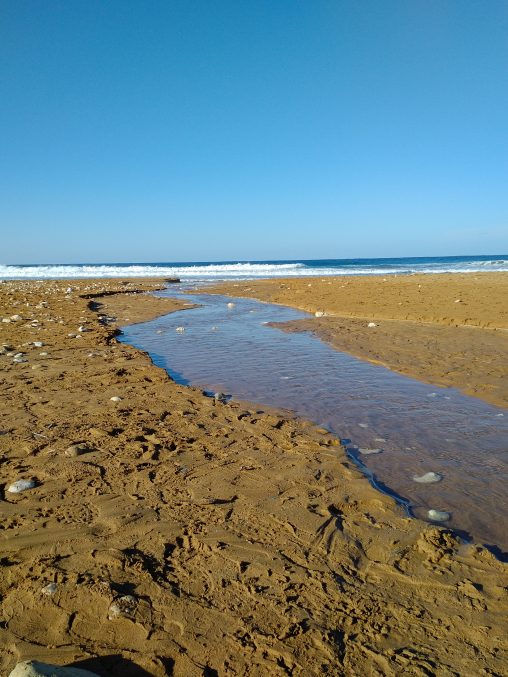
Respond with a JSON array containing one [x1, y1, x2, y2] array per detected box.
[[110, 396, 122, 402], [427, 509, 450, 522], [175, 326, 185, 333], [315, 311, 324, 317], [7, 479, 36, 493], [108, 594, 137, 620], [65, 444, 88, 457], [358, 448, 382, 455], [358, 423, 369, 428], [39, 352, 48, 357], [227, 302, 236, 308], [33, 341, 44, 348], [367, 322, 377, 328], [413, 472, 442, 483], [41, 582, 57, 596], [10, 314, 22, 321], [214, 392, 228, 403]]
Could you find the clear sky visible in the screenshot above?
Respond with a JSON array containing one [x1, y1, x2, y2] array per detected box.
[[1, 0, 507, 264]]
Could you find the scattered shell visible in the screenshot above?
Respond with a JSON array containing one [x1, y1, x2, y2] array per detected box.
[[427, 509, 450, 522], [175, 326, 185, 333], [108, 594, 137, 620], [110, 396, 122, 402], [41, 582, 57, 596], [367, 322, 377, 328], [358, 448, 382, 455], [7, 479, 36, 493], [66, 287, 73, 293], [8, 659, 100, 677], [413, 472, 442, 483], [78, 326, 88, 332]]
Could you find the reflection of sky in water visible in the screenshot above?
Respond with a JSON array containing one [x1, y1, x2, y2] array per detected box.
[[120, 287, 508, 551]]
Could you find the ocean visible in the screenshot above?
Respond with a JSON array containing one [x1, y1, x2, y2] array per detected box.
[[1, 254, 507, 280]]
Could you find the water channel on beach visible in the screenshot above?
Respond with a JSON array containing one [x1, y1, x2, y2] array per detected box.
[[120, 285, 508, 553]]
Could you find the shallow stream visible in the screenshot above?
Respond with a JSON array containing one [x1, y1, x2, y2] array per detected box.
[[120, 286, 508, 552]]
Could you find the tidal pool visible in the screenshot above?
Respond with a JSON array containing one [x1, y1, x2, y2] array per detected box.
[[120, 286, 508, 552]]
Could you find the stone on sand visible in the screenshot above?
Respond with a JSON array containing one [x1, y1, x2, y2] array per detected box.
[[8, 660, 99, 677]]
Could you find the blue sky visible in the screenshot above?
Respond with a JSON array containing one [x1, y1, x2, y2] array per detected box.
[[1, 1, 507, 263]]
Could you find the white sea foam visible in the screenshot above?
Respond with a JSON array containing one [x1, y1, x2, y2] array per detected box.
[[1, 258, 507, 280]]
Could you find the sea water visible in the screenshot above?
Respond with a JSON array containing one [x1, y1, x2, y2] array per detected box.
[[1, 253, 508, 280]]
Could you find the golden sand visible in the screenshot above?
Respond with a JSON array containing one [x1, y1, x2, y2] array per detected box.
[[1, 278, 507, 675]]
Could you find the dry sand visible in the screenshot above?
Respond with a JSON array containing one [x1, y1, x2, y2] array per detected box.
[[206, 273, 508, 408], [1, 278, 507, 676]]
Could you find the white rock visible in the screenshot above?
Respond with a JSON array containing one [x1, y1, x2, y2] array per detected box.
[[358, 423, 369, 428], [39, 352, 48, 357], [227, 302, 235, 308], [175, 326, 185, 333], [7, 479, 36, 493], [367, 322, 377, 328], [413, 472, 442, 483], [110, 396, 122, 402], [108, 594, 137, 620], [41, 582, 57, 596], [315, 311, 324, 317], [8, 660, 99, 677], [427, 509, 450, 522], [33, 341, 44, 348], [10, 314, 22, 321]]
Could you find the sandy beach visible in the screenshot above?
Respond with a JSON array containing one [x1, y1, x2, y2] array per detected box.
[[1, 278, 507, 676], [207, 272, 508, 409]]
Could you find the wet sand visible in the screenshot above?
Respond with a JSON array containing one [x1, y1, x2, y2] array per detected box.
[[1, 278, 507, 676], [206, 272, 508, 408]]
